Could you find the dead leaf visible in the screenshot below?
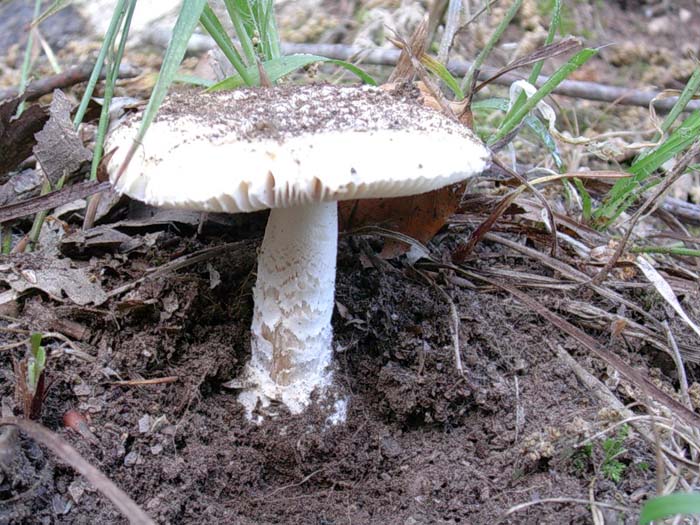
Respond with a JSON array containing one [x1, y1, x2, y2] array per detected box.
[[0, 168, 43, 207], [33, 90, 91, 184], [60, 225, 141, 258], [0, 97, 49, 176], [339, 180, 467, 258], [3, 257, 107, 306]]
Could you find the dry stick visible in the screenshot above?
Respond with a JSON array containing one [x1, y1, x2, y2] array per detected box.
[[481, 232, 656, 324], [591, 141, 700, 285], [0, 180, 110, 223], [135, 30, 700, 112], [663, 321, 692, 410], [661, 197, 700, 226], [498, 498, 632, 523], [110, 377, 178, 386], [277, 43, 700, 112], [0, 417, 155, 525], [0, 63, 140, 103]]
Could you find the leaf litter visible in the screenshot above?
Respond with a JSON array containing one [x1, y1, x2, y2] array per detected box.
[[1, 2, 700, 525]]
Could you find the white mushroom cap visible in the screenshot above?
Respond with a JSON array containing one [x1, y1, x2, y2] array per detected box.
[[106, 84, 490, 210]]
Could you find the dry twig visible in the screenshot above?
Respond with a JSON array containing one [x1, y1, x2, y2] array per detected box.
[[0, 63, 140, 102], [0, 417, 155, 525]]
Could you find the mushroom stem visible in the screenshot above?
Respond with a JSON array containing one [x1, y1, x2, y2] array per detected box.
[[239, 201, 338, 415]]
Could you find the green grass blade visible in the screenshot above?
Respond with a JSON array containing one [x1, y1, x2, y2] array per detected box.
[[223, 0, 256, 64], [504, 0, 561, 121], [208, 54, 377, 91], [421, 55, 464, 100], [200, 4, 253, 84], [73, 0, 127, 127], [489, 48, 597, 145], [89, 0, 136, 182], [30, 332, 42, 354], [461, 0, 522, 93], [573, 177, 592, 221], [473, 98, 561, 166], [630, 245, 700, 257], [655, 67, 700, 140], [523, 114, 562, 169], [528, 0, 560, 83], [137, 0, 208, 135], [640, 493, 700, 524], [16, 0, 43, 116], [237, 0, 258, 45], [256, 0, 281, 60], [33, 0, 72, 27], [595, 108, 700, 222], [174, 74, 215, 88], [115, 0, 207, 178]]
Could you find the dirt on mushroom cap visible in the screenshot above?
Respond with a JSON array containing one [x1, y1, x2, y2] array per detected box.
[[139, 83, 481, 142]]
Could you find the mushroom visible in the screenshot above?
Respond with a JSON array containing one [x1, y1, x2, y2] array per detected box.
[[106, 84, 490, 418]]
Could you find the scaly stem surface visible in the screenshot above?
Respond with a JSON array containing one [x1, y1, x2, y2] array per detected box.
[[239, 201, 337, 416]]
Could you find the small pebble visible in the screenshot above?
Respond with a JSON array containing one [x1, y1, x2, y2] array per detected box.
[[67, 480, 86, 503], [123, 451, 139, 467], [138, 414, 151, 434], [72, 383, 91, 397]]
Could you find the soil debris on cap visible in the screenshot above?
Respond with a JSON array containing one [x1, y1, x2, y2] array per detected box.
[[149, 83, 470, 143]]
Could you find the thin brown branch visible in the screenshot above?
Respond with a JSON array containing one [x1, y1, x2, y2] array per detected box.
[[474, 37, 582, 93], [110, 377, 179, 387], [0, 417, 155, 525], [491, 157, 559, 257], [276, 43, 700, 112], [0, 63, 140, 103], [0, 180, 110, 223]]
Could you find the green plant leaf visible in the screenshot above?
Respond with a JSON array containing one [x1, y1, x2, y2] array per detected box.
[[199, 4, 253, 84], [640, 493, 700, 525], [35, 345, 46, 370], [115, 0, 207, 179], [73, 0, 128, 127], [594, 108, 700, 224], [208, 54, 377, 91], [472, 98, 561, 167], [223, 0, 257, 63], [89, 0, 137, 182], [32, 0, 72, 28], [173, 74, 215, 88], [573, 177, 592, 221], [489, 48, 597, 145], [30, 333, 42, 355], [421, 54, 464, 100], [138, 0, 208, 135]]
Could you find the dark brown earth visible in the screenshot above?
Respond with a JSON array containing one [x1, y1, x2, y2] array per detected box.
[[1, 224, 683, 524], [2, 1, 700, 524]]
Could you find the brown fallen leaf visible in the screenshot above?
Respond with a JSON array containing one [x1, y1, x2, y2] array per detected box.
[[0, 97, 49, 176], [33, 90, 92, 184], [2, 257, 108, 306], [339, 180, 467, 259]]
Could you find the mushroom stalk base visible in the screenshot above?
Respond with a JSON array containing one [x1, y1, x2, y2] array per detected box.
[[238, 202, 338, 417]]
